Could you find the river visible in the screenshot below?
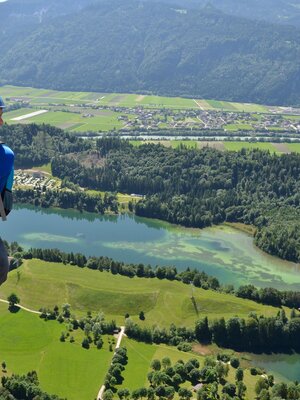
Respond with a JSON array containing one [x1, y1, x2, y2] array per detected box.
[[3, 205, 300, 291]]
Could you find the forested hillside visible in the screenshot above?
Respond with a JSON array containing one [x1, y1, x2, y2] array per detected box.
[[1, 0, 300, 105], [151, 0, 300, 27], [51, 138, 300, 263]]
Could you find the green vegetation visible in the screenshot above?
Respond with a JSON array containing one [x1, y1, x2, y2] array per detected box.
[[0, 303, 112, 400], [288, 143, 300, 153], [1, 84, 270, 113], [223, 142, 277, 152], [108, 341, 297, 400], [0, 259, 283, 327], [1, 371, 62, 400]]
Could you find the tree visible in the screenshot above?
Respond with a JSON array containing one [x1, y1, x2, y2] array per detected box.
[[7, 293, 20, 310], [103, 389, 114, 400], [178, 387, 192, 399], [162, 357, 171, 369], [62, 303, 71, 318], [151, 359, 161, 371], [222, 383, 236, 397], [195, 317, 211, 344], [230, 357, 240, 369], [255, 378, 268, 396], [82, 338, 90, 349], [235, 367, 244, 382], [139, 311, 145, 321], [1, 361, 6, 372], [237, 381, 246, 398]]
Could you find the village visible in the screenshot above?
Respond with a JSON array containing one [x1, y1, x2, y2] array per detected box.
[[6, 97, 300, 135], [14, 170, 59, 190]]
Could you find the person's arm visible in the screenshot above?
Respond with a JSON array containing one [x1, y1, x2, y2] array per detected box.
[[0, 238, 9, 285]]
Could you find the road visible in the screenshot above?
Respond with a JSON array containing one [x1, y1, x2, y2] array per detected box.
[[97, 326, 126, 400], [0, 298, 41, 314]]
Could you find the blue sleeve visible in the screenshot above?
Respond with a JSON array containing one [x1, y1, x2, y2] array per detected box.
[[6, 167, 14, 191], [0, 145, 14, 192]]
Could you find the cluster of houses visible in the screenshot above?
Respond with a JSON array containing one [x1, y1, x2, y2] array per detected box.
[[7, 96, 300, 133], [14, 170, 58, 190]]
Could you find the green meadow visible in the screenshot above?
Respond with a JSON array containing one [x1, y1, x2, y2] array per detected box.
[[2, 84, 270, 112], [128, 140, 286, 153], [0, 260, 283, 328], [6, 109, 128, 132], [0, 303, 112, 400], [287, 143, 300, 153], [223, 142, 278, 152]]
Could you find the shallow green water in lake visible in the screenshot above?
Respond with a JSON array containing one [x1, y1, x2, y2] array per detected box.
[[249, 353, 300, 382], [3, 205, 299, 290]]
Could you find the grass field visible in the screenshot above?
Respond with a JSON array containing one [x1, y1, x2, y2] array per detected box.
[[128, 140, 288, 153], [1, 85, 270, 112], [0, 303, 112, 400], [223, 142, 278, 152], [120, 338, 259, 400], [287, 143, 300, 153], [7, 109, 128, 132], [224, 123, 253, 131], [0, 260, 283, 328]]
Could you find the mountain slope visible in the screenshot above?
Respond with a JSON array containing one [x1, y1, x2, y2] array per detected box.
[[149, 0, 300, 27], [1, 0, 300, 105]]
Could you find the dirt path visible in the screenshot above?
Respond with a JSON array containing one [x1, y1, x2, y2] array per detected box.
[[97, 326, 126, 400], [193, 99, 204, 110], [0, 298, 41, 314]]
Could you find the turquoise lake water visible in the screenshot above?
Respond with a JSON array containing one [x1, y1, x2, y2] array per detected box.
[[2, 205, 300, 291]]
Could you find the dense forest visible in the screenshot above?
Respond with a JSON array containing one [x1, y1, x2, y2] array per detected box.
[[1, 0, 300, 105], [0, 371, 63, 400], [0, 123, 91, 168], [51, 138, 300, 263]]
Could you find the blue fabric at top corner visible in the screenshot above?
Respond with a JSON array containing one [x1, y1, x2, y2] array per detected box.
[[0, 144, 14, 192]]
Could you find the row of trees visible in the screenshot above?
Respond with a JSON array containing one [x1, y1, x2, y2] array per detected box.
[[125, 311, 300, 353], [195, 312, 300, 352], [22, 247, 300, 309], [105, 347, 128, 391], [51, 139, 300, 263], [14, 187, 118, 214]]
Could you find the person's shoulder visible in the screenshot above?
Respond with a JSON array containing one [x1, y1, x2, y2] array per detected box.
[[1, 144, 14, 157]]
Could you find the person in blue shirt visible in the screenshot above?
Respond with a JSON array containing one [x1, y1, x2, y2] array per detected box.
[[0, 96, 14, 285]]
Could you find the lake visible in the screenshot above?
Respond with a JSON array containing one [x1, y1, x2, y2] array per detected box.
[[3, 205, 300, 290], [248, 353, 300, 382]]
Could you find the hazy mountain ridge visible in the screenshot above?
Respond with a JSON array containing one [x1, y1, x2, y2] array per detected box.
[[1, 0, 300, 105], [146, 0, 300, 27]]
